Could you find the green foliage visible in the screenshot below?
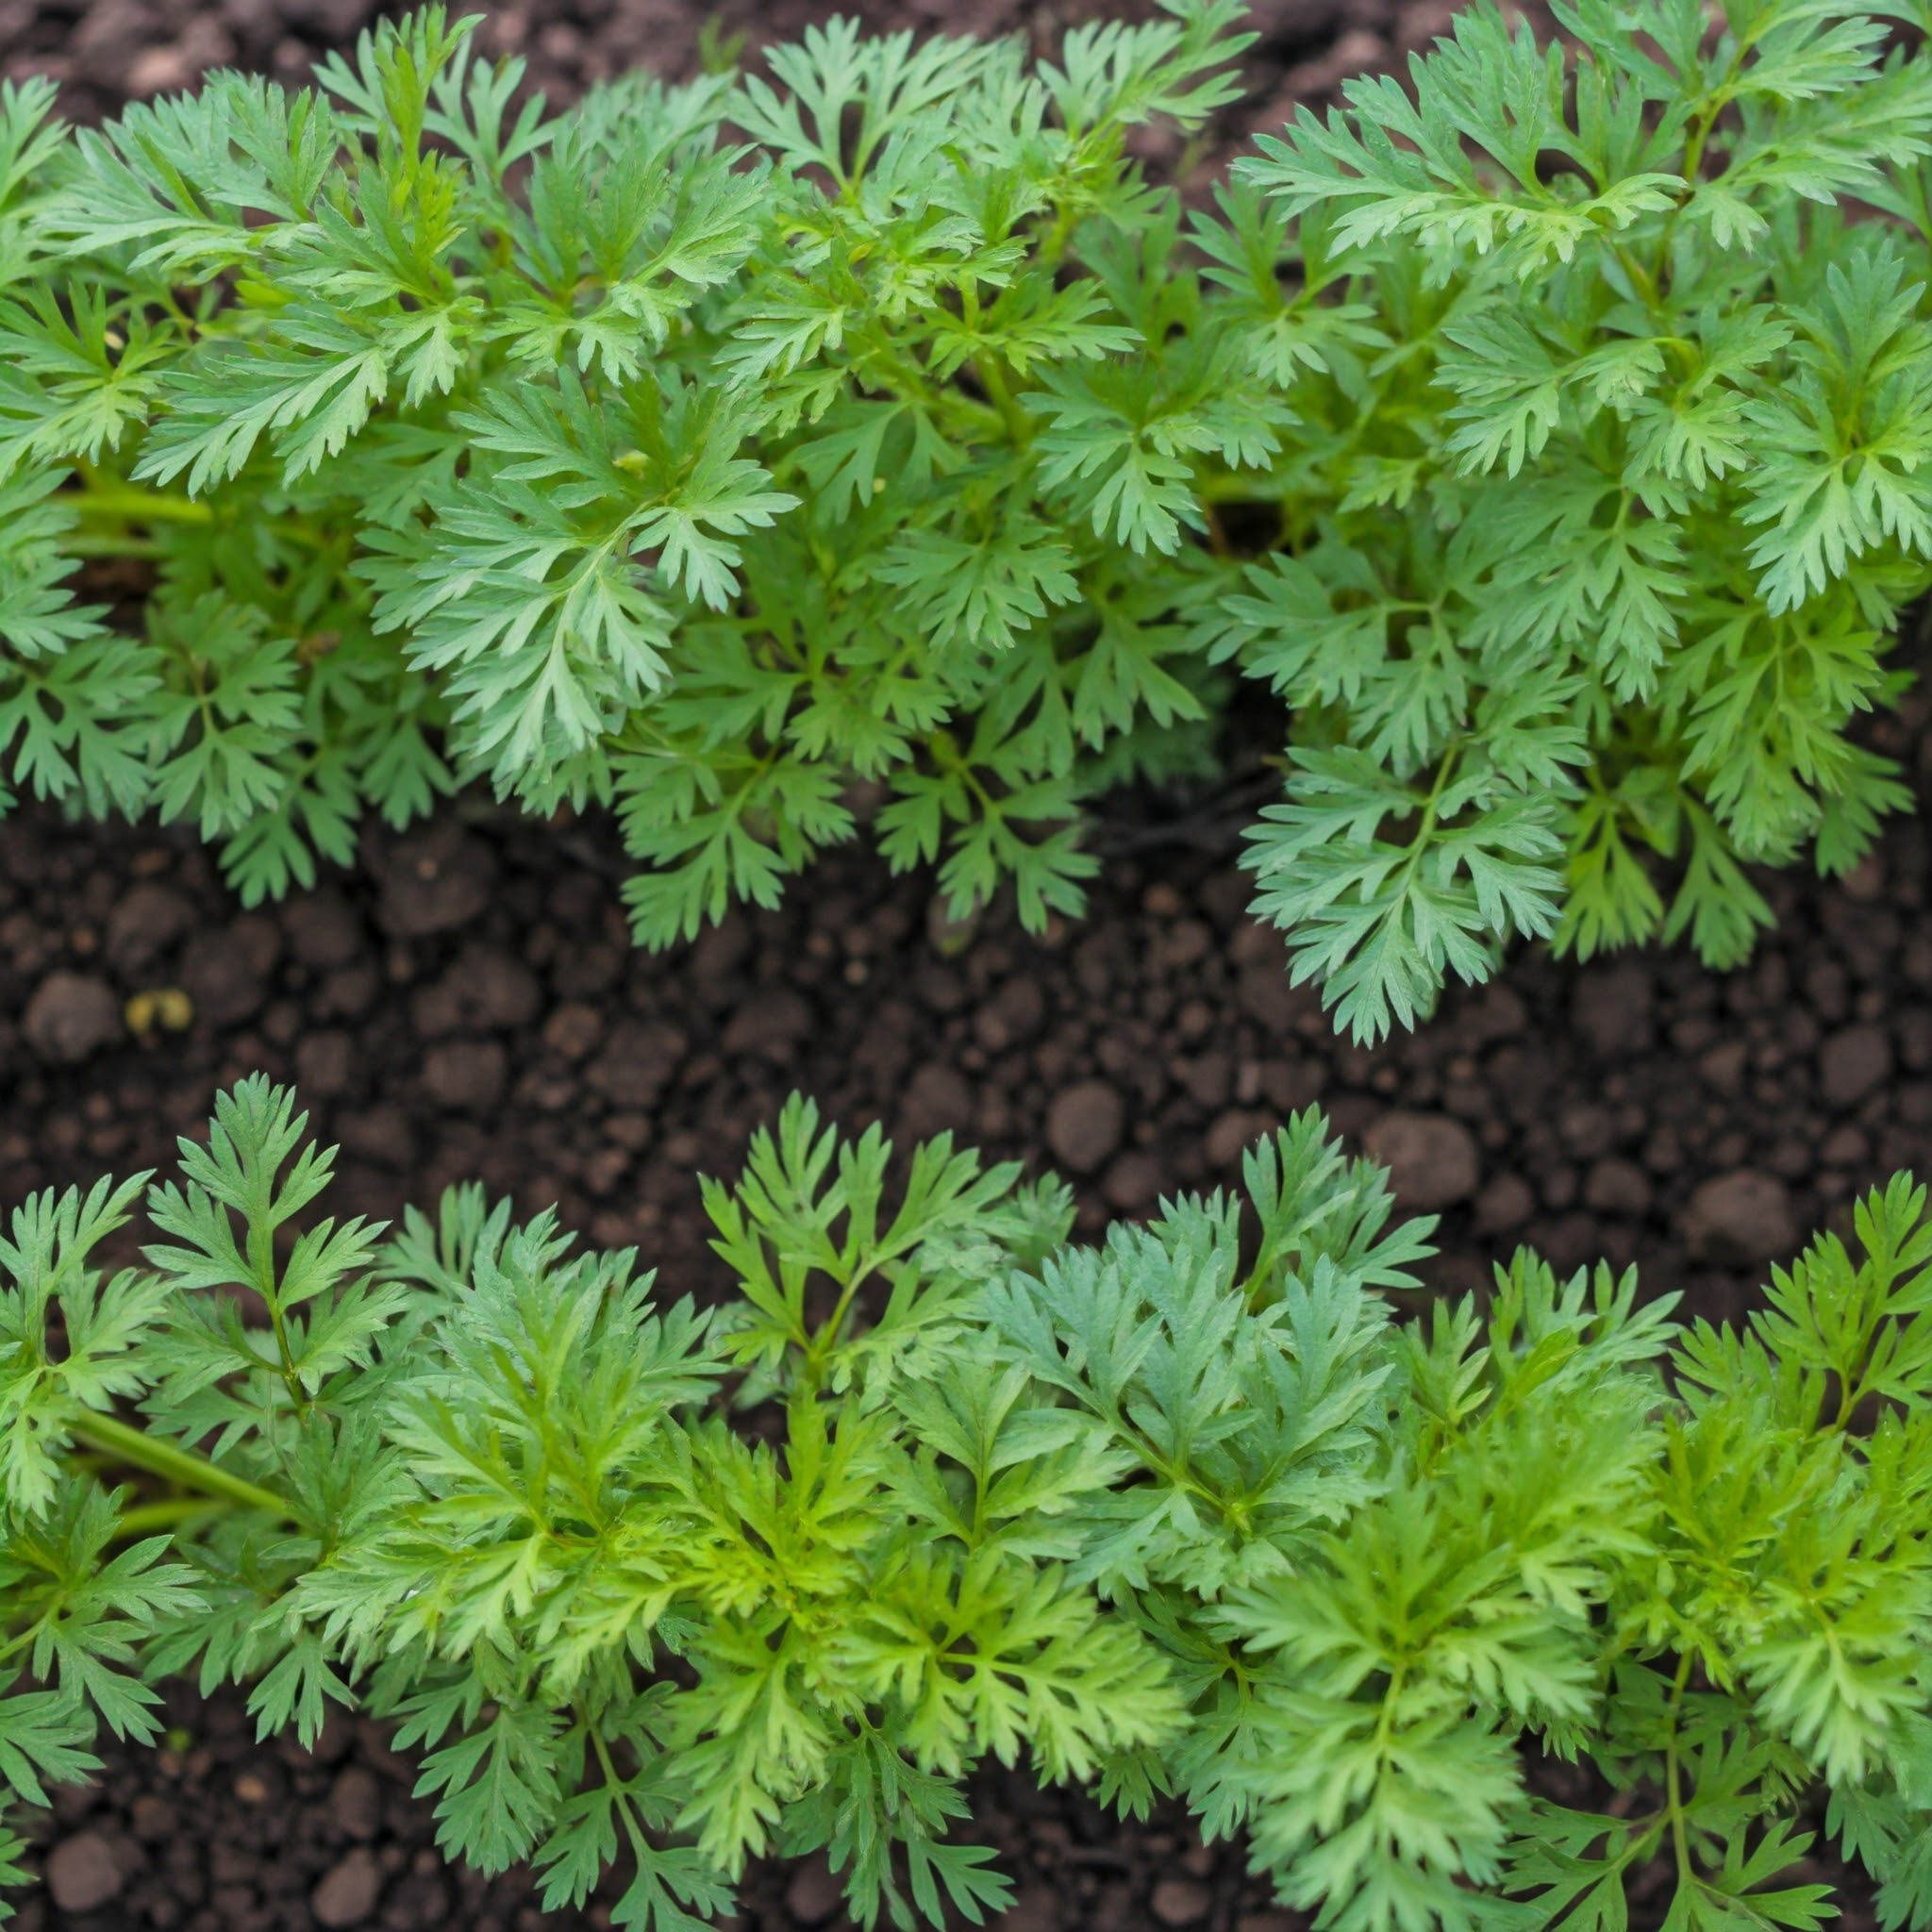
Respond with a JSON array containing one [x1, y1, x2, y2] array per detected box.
[[1224, 0, 1932, 1039], [8, 0, 1932, 1040], [4, 1076, 1932, 1927]]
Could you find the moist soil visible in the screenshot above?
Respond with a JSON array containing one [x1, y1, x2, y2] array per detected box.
[[1, 0, 1924, 1928], [5, 675, 1928, 1932], [3, 0, 1481, 140]]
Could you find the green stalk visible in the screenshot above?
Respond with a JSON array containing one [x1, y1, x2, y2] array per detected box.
[[63, 534, 165, 559], [70, 1412, 298, 1525], [1660, 1649, 1697, 1893], [114, 1495, 230, 1537], [71, 481, 216, 526], [971, 353, 1035, 449]]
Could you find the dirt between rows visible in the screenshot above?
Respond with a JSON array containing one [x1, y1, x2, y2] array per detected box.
[[4, 658, 1926, 1927], [6, 0, 1476, 138]]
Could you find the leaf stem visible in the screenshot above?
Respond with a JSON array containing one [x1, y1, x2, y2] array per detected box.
[[115, 1494, 231, 1536], [70, 481, 216, 526], [971, 355, 1035, 449], [1660, 1649, 1696, 1894], [70, 1411, 296, 1524], [62, 534, 165, 559]]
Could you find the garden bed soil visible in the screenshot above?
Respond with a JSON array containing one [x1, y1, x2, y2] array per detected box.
[[2, 0, 1926, 1926], [4, 669, 1929, 1929], [4, 0, 1481, 139]]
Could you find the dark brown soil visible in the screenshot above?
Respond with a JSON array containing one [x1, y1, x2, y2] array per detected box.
[[1, 0, 1924, 1927], [4, 0, 1471, 139], [4, 665, 1925, 1929]]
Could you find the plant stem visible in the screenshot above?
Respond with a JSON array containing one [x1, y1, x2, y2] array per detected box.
[[972, 354, 1035, 448], [71, 482, 216, 526], [64, 534, 165, 559], [1661, 1649, 1696, 1893], [70, 1412, 297, 1524], [115, 1495, 230, 1537]]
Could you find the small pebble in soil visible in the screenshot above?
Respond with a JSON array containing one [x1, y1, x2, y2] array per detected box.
[[22, 972, 121, 1064], [1679, 1169, 1801, 1267], [104, 882, 195, 975], [330, 1765, 382, 1840], [1819, 1023, 1892, 1109], [1046, 1079, 1126, 1174], [312, 1847, 384, 1928], [1150, 1878, 1215, 1926], [1361, 1108, 1481, 1210], [44, 1832, 126, 1913]]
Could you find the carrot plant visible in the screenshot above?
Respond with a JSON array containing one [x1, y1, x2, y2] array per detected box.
[[3, 1077, 1929, 1928], [5, 0, 1932, 1046]]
